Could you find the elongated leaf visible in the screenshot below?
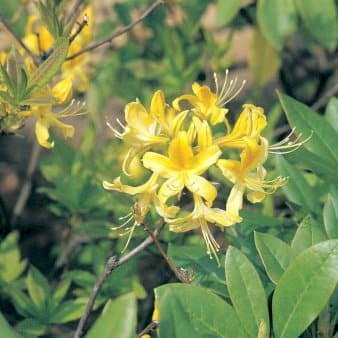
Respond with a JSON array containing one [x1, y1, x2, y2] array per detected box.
[[286, 147, 338, 181], [275, 155, 319, 213], [325, 97, 338, 134], [26, 265, 51, 311], [225, 246, 269, 338], [249, 29, 281, 85], [215, 0, 242, 27], [52, 278, 71, 305], [278, 93, 338, 172], [291, 215, 328, 254], [168, 243, 227, 297], [86, 293, 137, 338], [16, 318, 47, 336], [0, 311, 23, 338], [155, 283, 246, 338], [257, 0, 297, 49], [295, 0, 338, 50], [50, 299, 87, 324], [323, 189, 338, 239], [254, 232, 296, 284], [27, 37, 69, 93], [272, 240, 338, 338]]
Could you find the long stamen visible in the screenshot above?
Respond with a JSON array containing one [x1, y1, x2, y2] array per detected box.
[[269, 129, 312, 154]]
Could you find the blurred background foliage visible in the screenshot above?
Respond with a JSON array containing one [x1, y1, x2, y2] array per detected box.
[[0, 0, 337, 337]]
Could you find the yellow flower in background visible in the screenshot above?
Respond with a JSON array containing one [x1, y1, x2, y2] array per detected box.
[[217, 138, 286, 221], [23, 15, 54, 56], [19, 77, 83, 148], [143, 130, 221, 206]]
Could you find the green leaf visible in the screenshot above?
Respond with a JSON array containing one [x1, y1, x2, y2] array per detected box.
[[0, 311, 23, 338], [0, 231, 27, 283], [275, 155, 319, 213], [291, 215, 328, 254], [155, 283, 246, 338], [295, 0, 338, 50], [254, 232, 296, 284], [50, 298, 87, 324], [215, 0, 243, 27], [26, 266, 51, 310], [225, 246, 270, 338], [325, 97, 338, 134], [257, 0, 297, 49], [86, 293, 137, 338], [278, 92, 338, 174], [168, 243, 227, 297], [285, 147, 338, 181], [16, 318, 47, 336], [323, 189, 338, 239], [7, 286, 38, 318], [26, 37, 69, 93], [52, 278, 71, 305], [272, 240, 338, 338], [249, 28, 281, 85]]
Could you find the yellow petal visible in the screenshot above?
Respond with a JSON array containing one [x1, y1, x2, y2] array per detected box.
[[168, 132, 194, 168], [103, 174, 158, 195], [192, 145, 221, 175], [185, 175, 217, 206], [35, 119, 54, 148], [158, 176, 184, 204], [52, 77, 73, 104], [225, 183, 245, 222], [142, 152, 177, 177], [150, 90, 165, 124], [49, 117, 74, 138]]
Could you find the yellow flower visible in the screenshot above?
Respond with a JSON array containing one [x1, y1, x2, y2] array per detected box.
[[23, 15, 54, 56], [19, 77, 83, 148], [142, 130, 221, 206], [217, 138, 286, 221], [173, 71, 245, 126], [111, 91, 173, 175], [168, 194, 236, 262], [215, 104, 267, 149]]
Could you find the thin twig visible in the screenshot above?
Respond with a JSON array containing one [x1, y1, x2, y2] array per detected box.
[[143, 223, 189, 284], [66, 0, 164, 61], [0, 12, 37, 63], [137, 320, 159, 337], [74, 224, 164, 338], [10, 141, 41, 225], [65, 0, 84, 25], [311, 83, 338, 111]]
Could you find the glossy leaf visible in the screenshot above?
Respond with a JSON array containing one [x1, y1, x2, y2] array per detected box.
[[275, 155, 319, 213], [249, 29, 281, 85], [225, 246, 269, 337], [257, 0, 297, 49], [325, 97, 338, 134], [286, 147, 338, 181], [295, 0, 338, 50], [323, 189, 338, 239], [278, 92, 338, 173], [273, 240, 338, 338], [86, 293, 137, 338], [291, 215, 328, 254], [0, 311, 22, 338], [155, 283, 246, 338], [168, 243, 227, 297], [26, 266, 51, 310], [254, 232, 296, 284], [215, 0, 243, 27]]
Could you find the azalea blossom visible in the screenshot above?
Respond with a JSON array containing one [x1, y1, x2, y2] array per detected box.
[[217, 138, 286, 221]]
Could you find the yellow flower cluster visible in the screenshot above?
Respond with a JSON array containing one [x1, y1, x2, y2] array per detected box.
[[103, 72, 288, 259], [0, 6, 92, 147]]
